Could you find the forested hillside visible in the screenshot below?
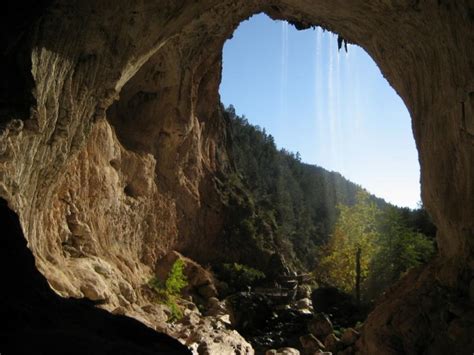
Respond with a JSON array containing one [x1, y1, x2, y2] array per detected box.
[[224, 105, 436, 294]]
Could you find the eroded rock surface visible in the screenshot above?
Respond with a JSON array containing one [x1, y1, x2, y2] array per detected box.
[[0, 198, 189, 355], [0, 0, 473, 354]]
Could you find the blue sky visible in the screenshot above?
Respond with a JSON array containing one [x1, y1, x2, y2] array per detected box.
[[219, 14, 421, 209]]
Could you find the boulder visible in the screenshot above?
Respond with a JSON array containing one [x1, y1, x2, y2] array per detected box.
[[324, 333, 342, 353], [204, 297, 233, 325], [340, 328, 359, 346], [296, 284, 312, 299], [155, 251, 218, 300], [299, 333, 325, 352], [308, 314, 333, 339], [119, 280, 137, 303], [296, 297, 313, 310], [311, 287, 357, 322], [226, 292, 273, 331], [180, 318, 254, 355], [206, 297, 228, 316], [198, 283, 218, 299]]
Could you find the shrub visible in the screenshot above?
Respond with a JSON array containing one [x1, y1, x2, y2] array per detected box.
[[218, 262, 265, 293], [148, 259, 188, 322], [165, 259, 188, 295]]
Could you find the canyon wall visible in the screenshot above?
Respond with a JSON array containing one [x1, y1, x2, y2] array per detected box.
[[0, 0, 473, 353]]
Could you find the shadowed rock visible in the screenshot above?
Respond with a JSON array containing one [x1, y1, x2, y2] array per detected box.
[[0, 198, 190, 355]]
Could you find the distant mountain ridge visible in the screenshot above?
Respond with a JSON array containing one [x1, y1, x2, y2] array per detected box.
[[223, 104, 435, 270]]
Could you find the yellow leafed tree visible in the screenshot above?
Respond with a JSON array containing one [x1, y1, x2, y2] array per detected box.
[[318, 191, 380, 303]]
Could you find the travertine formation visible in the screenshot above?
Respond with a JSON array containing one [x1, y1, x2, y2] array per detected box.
[[0, 0, 473, 353]]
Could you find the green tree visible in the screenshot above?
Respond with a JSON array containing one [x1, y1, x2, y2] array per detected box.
[[223, 104, 436, 275], [318, 195, 435, 303], [366, 207, 435, 298], [165, 259, 188, 296], [318, 190, 380, 302], [148, 259, 188, 322], [218, 263, 266, 293]]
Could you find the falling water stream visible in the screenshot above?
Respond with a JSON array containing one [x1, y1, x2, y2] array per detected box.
[[217, 13, 424, 351], [280, 21, 289, 122], [220, 13, 421, 208]]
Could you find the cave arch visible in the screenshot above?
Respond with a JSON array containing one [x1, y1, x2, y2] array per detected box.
[[0, 1, 473, 354], [102, 1, 473, 262]]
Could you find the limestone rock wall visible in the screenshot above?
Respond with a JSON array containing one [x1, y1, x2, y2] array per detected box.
[[0, 0, 473, 353], [38, 118, 177, 302]]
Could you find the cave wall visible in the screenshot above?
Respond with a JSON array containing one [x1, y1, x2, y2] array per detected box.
[[0, 196, 189, 354], [0, 0, 473, 353]]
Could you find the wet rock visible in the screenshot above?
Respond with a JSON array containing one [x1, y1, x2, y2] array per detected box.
[[308, 313, 333, 339]]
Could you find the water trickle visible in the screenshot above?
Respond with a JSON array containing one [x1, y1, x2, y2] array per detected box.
[[328, 33, 336, 166], [336, 35, 343, 170], [315, 27, 324, 153], [280, 21, 289, 122]]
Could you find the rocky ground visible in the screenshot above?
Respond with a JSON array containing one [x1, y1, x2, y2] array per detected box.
[[95, 248, 363, 355], [227, 291, 362, 355], [101, 250, 256, 354]]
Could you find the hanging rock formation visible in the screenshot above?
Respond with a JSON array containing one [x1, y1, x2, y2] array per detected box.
[[0, 0, 473, 353]]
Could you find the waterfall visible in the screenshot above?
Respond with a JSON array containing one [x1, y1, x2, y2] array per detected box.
[[280, 21, 289, 122], [328, 32, 337, 167], [315, 27, 324, 155], [336, 35, 343, 170]]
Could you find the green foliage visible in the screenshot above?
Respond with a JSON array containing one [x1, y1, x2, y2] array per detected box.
[[317, 193, 435, 302], [318, 191, 380, 297], [218, 262, 266, 292], [165, 259, 188, 296], [148, 259, 188, 322], [223, 104, 436, 297], [225, 104, 366, 269], [366, 207, 435, 296]]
